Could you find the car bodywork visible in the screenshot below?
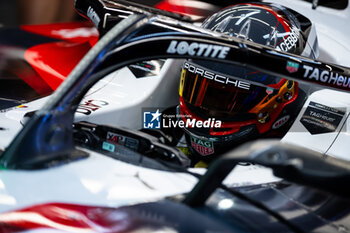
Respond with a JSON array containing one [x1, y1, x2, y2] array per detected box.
[[1, 0, 350, 232]]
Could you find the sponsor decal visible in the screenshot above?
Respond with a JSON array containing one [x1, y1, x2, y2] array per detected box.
[[106, 132, 139, 151], [183, 62, 250, 90], [286, 61, 299, 73], [167, 40, 230, 59], [300, 101, 345, 134], [87, 6, 100, 27], [302, 65, 350, 89], [272, 115, 290, 129], [102, 141, 115, 152], [275, 27, 300, 52], [190, 135, 214, 156], [76, 100, 108, 115], [266, 87, 274, 95], [143, 108, 222, 129]]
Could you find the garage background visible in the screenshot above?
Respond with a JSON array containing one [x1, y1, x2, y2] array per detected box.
[[0, 0, 161, 26]]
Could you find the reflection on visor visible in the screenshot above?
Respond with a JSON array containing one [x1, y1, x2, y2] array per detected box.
[[179, 61, 286, 119]]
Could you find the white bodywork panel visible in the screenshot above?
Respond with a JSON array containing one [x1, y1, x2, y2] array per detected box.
[[0, 148, 279, 212]]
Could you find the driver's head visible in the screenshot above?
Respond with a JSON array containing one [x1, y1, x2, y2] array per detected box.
[[178, 3, 318, 162]]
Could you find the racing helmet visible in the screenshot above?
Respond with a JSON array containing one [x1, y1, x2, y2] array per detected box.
[[178, 3, 319, 162]]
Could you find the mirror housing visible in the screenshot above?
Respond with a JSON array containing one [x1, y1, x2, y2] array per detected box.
[[184, 139, 350, 207]]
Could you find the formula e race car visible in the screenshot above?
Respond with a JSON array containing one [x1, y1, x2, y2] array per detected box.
[[1, 0, 350, 232]]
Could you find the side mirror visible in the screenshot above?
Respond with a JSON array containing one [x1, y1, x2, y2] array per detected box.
[[184, 139, 350, 207]]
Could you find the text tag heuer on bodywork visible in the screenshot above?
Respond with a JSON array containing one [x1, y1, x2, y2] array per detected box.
[[302, 65, 350, 88], [300, 101, 345, 135], [167, 40, 230, 59]]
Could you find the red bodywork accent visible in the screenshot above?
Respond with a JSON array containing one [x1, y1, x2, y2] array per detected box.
[[0, 202, 129, 232], [156, 1, 188, 15], [24, 41, 92, 90], [19, 22, 99, 91], [21, 22, 98, 46]]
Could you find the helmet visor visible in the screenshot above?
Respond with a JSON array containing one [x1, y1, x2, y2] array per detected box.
[[179, 60, 284, 119]]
